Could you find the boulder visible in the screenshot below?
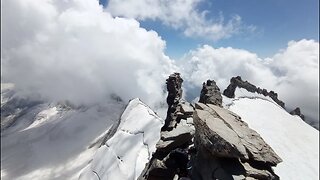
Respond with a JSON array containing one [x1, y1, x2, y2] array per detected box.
[[206, 104, 282, 165], [157, 125, 194, 152]]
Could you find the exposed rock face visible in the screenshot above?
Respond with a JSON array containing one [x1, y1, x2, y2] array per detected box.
[[223, 76, 285, 108], [139, 77, 282, 180], [139, 74, 195, 180], [192, 102, 282, 179], [290, 107, 305, 120], [199, 80, 222, 107], [162, 73, 183, 131]]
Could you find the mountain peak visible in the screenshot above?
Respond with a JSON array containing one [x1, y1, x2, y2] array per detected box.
[[199, 79, 223, 107]]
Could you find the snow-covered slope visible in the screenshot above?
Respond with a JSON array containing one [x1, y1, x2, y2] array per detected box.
[[79, 98, 164, 180], [223, 88, 319, 180], [1, 86, 125, 180]]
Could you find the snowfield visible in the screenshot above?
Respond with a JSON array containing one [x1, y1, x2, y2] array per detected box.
[[79, 98, 164, 180], [1, 86, 125, 180], [224, 88, 319, 180]]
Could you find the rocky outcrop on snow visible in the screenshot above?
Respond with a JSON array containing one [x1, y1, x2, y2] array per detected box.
[[139, 75, 282, 180], [139, 104, 195, 179], [139, 73, 195, 180], [193, 102, 281, 179], [162, 72, 184, 131], [223, 76, 285, 108], [199, 80, 222, 107], [290, 107, 305, 120]]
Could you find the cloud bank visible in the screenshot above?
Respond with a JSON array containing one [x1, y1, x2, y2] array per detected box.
[[2, 0, 319, 124], [180, 40, 319, 122], [2, 0, 176, 107], [106, 0, 245, 40]]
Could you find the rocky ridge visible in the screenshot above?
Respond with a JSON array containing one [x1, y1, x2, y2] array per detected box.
[[223, 76, 285, 108], [139, 74, 282, 180], [223, 76, 308, 125]]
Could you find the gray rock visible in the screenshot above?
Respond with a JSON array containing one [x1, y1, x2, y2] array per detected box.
[[157, 126, 194, 152], [241, 162, 278, 180], [193, 108, 249, 159], [180, 103, 194, 115], [186, 118, 194, 125], [199, 80, 222, 107], [223, 76, 285, 108], [161, 125, 195, 141], [206, 104, 282, 165], [290, 107, 305, 120]]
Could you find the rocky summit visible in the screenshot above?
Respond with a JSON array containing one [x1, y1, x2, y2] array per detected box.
[[223, 76, 285, 108], [199, 80, 223, 107], [162, 72, 184, 131], [139, 73, 282, 180]]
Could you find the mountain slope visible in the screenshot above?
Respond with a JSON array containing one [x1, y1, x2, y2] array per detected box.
[[79, 98, 164, 180], [224, 88, 319, 180], [1, 85, 125, 180]]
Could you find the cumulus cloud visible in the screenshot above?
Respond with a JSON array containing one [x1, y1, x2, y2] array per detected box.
[[106, 0, 246, 40], [180, 39, 319, 123], [2, 0, 318, 125], [267, 40, 319, 122], [2, 0, 177, 107]]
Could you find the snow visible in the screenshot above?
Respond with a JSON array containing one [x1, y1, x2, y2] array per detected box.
[[225, 88, 319, 180], [79, 98, 164, 180], [1, 88, 125, 180], [23, 107, 58, 130]]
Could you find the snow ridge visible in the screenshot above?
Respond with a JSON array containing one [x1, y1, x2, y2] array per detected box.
[[224, 88, 319, 180], [79, 98, 164, 180]]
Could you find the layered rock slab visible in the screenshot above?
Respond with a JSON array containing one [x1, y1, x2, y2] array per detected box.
[[192, 102, 282, 179]]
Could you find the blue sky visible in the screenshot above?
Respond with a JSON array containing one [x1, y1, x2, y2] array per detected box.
[[100, 0, 319, 59]]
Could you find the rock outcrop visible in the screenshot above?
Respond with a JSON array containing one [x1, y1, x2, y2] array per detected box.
[[192, 105, 281, 179], [223, 76, 285, 108], [162, 73, 184, 131], [199, 80, 222, 107], [139, 73, 195, 180], [139, 76, 282, 180], [290, 107, 305, 120]]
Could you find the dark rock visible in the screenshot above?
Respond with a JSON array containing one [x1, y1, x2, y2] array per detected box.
[[290, 107, 305, 120], [223, 76, 285, 108], [199, 80, 222, 107], [162, 73, 183, 131], [223, 76, 257, 98]]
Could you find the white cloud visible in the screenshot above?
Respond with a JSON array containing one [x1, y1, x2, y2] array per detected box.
[[268, 40, 319, 121], [106, 0, 244, 40], [2, 0, 318, 125], [180, 40, 319, 122], [2, 0, 177, 107]]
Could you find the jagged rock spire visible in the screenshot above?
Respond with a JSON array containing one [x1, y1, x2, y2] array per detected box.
[[290, 107, 305, 120], [199, 79, 222, 107], [162, 72, 183, 131]]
